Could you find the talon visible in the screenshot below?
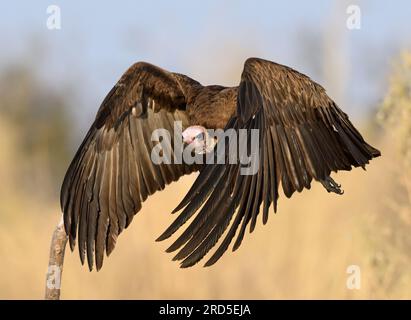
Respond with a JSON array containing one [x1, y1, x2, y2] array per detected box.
[[320, 176, 344, 195]]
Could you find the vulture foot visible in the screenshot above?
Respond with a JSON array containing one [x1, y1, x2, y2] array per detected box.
[[320, 176, 344, 195]]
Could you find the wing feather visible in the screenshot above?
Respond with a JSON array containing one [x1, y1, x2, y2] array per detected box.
[[159, 57, 381, 268], [61, 62, 200, 270]]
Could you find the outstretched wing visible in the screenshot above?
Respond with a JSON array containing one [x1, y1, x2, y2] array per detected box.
[[61, 62, 200, 270], [158, 57, 381, 268]]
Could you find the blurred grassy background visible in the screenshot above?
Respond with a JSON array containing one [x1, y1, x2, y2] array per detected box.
[[0, 1, 410, 299]]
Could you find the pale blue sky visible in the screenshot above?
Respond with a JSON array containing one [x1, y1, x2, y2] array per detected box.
[[1, 0, 410, 131]]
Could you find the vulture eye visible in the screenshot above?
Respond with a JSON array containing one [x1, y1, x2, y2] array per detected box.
[[195, 132, 205, 141]]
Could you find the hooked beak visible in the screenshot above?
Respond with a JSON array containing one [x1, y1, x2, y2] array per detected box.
[[182, 134, 194, 147]]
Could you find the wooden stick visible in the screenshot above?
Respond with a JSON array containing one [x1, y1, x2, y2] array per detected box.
[[45, 216, 68, 300]]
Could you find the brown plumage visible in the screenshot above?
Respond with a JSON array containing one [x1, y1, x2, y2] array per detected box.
[[61, 58, 381, 270]]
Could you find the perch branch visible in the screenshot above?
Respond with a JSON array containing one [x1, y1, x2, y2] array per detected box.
[[45, 216, 68, 300]]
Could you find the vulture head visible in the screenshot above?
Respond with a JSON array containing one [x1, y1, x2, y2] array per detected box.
[[182, 125, 217, 154]]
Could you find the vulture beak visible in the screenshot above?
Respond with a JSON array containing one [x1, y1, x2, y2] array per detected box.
[[182, 137, 190, 148]]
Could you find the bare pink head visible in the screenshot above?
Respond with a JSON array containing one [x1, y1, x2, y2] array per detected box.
[[182, 125, 216, 154]]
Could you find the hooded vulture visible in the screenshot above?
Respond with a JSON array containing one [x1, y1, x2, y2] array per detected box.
[[61, 57, 381, 270]]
